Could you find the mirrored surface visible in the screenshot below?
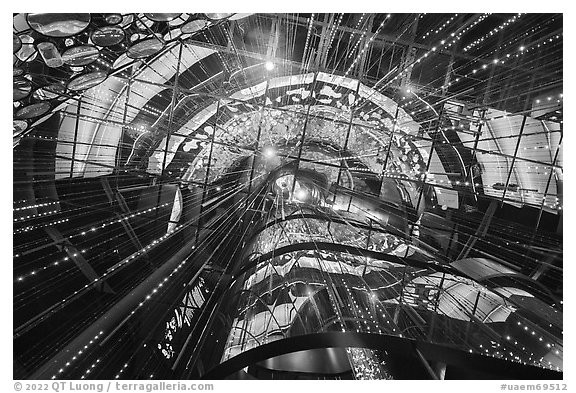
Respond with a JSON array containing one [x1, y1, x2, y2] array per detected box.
[[36, 42, 64, 68], [67, 71, 108, 91], [62, 45, 100, 66], [91, 26, 125, 47], [33, 83, 67, 100], [13, 34, 21, 53], [13, 120, 28, 136], [204, 13, 233, 20], [13, 77, 32, 101], [181, 19, 208, 34], [144, 13, 181, 22], [15, 34, 37, 62], [163, 28, 182, 42], [15, 101, 51, 119], [127, 38, 165, 59], [121, 13, 134, 27], [104, 13, 122, 25], [169, 14, 189, 26], [27, 13, 91, 37]]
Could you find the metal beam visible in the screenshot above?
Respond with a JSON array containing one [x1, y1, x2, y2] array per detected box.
[[100, 178, 148, 255], [455, 199, 498, 260], [44, 227, 114, 294], [29, 235, 199, 379], [270, 13, 561, 78]]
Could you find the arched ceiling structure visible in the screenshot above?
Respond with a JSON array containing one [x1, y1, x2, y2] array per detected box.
[[13, 13, 563, 380], [14, 13, 562, 213]]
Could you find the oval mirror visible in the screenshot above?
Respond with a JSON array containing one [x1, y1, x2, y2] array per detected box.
[[91, 26, 125, 47], [62, 45, 100, 66], [144, 13, 181, 22], [27, 13, 91, 38], [33, 83, 67, 100], [13, 67, 25, 77], [104, 13, 122, 25], [229, 13, 254, 21], [181, 19, 208, 34], [204, 13, 233, 20], [127, 38, 164, 59], [13, 120, 28, 136], [13, 34, 22, 53], [14, 77, 32, 101], [68, 71, 108, 91], [15, 102, 51, 119]]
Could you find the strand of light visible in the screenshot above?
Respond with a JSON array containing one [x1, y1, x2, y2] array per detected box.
[[344, 14, 391, 78], [421, 14, 458, 40], [463, 14, 523, 52], [14, 201, 58, 211], [14, 209, 59, 222], [302, 13, 315, 66], [51, 331, 104, 379]]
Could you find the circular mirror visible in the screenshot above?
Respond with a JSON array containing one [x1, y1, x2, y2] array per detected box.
[[27, 13, 91, 37], [14, 77, 32, 101], [105, 13, 123, 25], [144, 13, 181, 22], [62, 45, 100, 66], [13, 34, 22, 53], [68, 71, 108, 91], [91, 26, 125, 47], [15, 101, 51, 119], [181, 19, 208, 34], [13, 120, 28, 136], [204, 13, 233, 20], [33, 83, 67, 100], [127, 38, 165, 59]]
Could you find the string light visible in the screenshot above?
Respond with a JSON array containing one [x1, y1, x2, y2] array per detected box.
[[13, 14, 563, 379], [51, 331, 104, 379]]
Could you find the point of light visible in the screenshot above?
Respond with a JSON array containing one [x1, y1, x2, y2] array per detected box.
[[295, 189, 308, 201], [263, 146, 276, 158], [265, 61, 274, 71]]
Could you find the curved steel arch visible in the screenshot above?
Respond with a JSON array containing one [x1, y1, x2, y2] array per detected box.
[[200, 331, 562, 380]]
